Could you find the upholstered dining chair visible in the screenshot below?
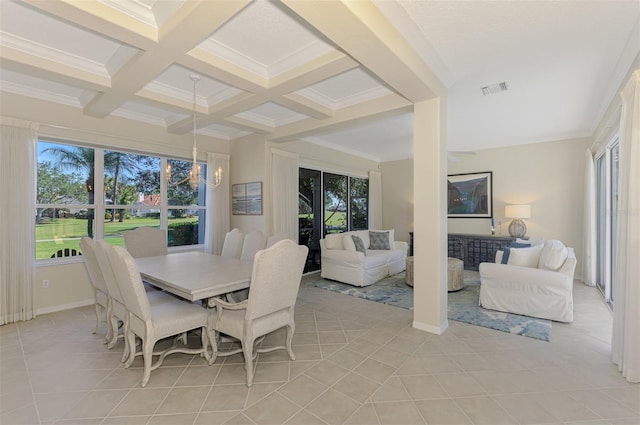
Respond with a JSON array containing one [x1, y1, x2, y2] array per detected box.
[[209, 239, 308, 387], [124, 227, 168, 258], [221, 228, 244, 259], [79, 237, 110, 339], [240, 230, 267, 261], [266, 233, 289, 248], [107, 245, 212, 387]]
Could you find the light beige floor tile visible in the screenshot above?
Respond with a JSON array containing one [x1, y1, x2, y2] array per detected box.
[[246, 382, 286, 407], [141, 366, 187, 388], [433, 372, 487, 397], [345, 338, 381, 356], [326, 348, 365, 370], [148, 412, 198, 424], [399, 374, 448, 400], [94, 368, 142, 389], [332, 372, 381, 403], [108, 388, 169, 417], [215, 364, 251, 385], [221, 412, 255, 424], [243, 392, 301, 425], [284, 408, 327, 425], [353, 358, 396, 384], [65, 389, 130, 419], [193, 411, 237, 425], [371, 377, 412, 402], [292, 332, 319, 346], [306, 388, 361, 425], [304, 360, 349, 387], [54, 418, 103, 425], [315, 320, 342, 331], [319, 344, 345, 357], [318, 331, 347, 344], [175, 364, 220, 386], [605, 387, 640, 414], [530, 391, 601, 422], [369, 345, 410, 368], [30, 368, 111, 393], [155, 386, 210, 415], [359, 329, 397, 345], [201, 384, 249, 412], [288, 344, 322, 361], [34, 391, 87, 422], [0, 388, 33, 415], [0, 402, 40, 425], [101, 415, 151, 424], [455, 396, 517, 425], [252, 361, 289, 384], [414, 398, 472, 424], [289, 360, 320, 379], [372, 400, 426, 425], [345, 403, 381, 425], [492, 393, 561, 424], [278, 374, 328, 407], [385, 335, 423, 355], [568, 389, 639, 419]]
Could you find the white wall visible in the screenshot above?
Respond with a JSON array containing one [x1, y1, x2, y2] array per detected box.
[[380, 159, 413, 243], [447, 137, 592, 274]]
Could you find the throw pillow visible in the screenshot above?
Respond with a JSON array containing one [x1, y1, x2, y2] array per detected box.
[[352, 235, 366, 255], [324, 233, 343, 250], [369, 230, 391, 250], [500, 242, 531, 264], [507, 244, 544, 268], [343, 234, 356, 252], [538, 240, 569, 271]]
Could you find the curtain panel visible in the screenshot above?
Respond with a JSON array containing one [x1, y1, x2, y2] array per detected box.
[[204, 153, 230, 255], [270, 149, 299, 241], [582, 149, 596, 286], [611, 69, 640, 383], [368, 170, 382, 229], [0, 118, 38, 324]]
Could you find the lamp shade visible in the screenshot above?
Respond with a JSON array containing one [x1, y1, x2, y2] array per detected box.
[[505, 204, 531, 219]]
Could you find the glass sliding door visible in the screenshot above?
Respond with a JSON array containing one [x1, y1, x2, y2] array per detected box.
[[299, 168, 322, 272]]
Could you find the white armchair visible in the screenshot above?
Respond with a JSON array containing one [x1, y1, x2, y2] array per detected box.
[[479, 240, 577, 322]]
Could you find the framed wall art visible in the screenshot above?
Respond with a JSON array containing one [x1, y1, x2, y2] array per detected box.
[[232, 182, 263, 215], [447, 171, 493, 218]]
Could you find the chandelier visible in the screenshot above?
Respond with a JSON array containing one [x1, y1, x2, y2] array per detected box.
[[166, 74, 222, 190]]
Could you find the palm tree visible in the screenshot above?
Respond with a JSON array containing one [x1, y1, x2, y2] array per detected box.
[[42, 146, 96, 237], [104, 152, 139, 222]]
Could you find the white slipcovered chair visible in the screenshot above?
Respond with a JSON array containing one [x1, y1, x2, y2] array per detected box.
[[79, 237, 110, 339], [266, 233, 289, 248], [124, 227, 168, 258], [479, 240, 577, 322], [221, 228, 244, 259], [107, 245, 211, 387], [208, 239, 308, 387]]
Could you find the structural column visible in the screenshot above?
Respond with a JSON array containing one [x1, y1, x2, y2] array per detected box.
[[412, 98, 448, 334]]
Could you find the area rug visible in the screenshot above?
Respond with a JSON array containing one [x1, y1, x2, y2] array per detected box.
[[304, 271, 552, 341]]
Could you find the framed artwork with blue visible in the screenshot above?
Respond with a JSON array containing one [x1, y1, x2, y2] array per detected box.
[[447, 171, 493, 218]]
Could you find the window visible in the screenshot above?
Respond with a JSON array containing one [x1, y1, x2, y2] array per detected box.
[[298, 168, 369, 273], [36, 140, 206, 260], [595, 138, 619, 307]]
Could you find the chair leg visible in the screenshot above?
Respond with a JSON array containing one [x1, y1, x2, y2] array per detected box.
[[107, 315, 119, 350], [124, 331, 136, 368], [207, 330, 218, 365], [141, 337, 154, 387], [285, 323, 296, 361], [201, 327, 212, 362], [243, 338, 255, 387], [92, 303, 101, 335]]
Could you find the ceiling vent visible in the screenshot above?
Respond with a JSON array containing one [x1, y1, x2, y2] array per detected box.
[[481, 82, 508, 96]]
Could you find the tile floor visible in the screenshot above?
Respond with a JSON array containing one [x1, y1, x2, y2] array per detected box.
[[1, 273, 638, 425]]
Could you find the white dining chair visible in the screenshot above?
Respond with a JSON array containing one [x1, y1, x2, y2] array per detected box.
[[124, 227, 168, 258], [79, 237, 110, 339], [240, 230, 267, 261], [266, 233, 290, 248], [208, 239, 308, 387], [221, 228, 244, 259], [94, 240, 178, 362], [107, 245, 212, 387]]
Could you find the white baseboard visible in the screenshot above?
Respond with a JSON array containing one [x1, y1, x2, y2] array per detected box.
[[37, 298, 95, 316], [413, 319, 449, 335]]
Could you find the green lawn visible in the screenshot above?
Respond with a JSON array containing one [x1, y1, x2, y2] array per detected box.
[[36, 217, 196, 259]]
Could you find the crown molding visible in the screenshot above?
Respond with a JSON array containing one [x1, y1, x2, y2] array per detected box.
[[296, 85, 393, 110], [1, 81, 81, 108]]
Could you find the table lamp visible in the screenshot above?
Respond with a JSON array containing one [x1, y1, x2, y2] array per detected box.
[[505, 204, 531, 238]]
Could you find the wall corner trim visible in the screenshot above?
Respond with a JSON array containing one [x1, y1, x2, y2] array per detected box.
[[36, 298, 95, 316]]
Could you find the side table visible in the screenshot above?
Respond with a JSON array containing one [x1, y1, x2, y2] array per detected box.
[[447, 257, 464, 291], [405, 256, 414, 286]]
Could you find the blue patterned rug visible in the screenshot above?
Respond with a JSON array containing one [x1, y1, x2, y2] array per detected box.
[[305, 272, 551, 341]]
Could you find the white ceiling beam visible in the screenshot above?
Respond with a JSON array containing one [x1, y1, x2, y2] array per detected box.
[[82, 1, 251, 118], [269, 93, 412, 142], [281, 0, 446, 102], [223, 116, 273, 134]]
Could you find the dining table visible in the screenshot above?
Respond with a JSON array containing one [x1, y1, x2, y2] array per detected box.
[[135, 251, 254, 307]]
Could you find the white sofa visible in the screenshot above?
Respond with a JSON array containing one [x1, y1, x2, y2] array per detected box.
[[479, 240, 577, 322], [320, 230, 408, 287]]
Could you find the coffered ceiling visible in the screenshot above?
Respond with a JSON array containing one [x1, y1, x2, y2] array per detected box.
[[1, 0, 638, 162]]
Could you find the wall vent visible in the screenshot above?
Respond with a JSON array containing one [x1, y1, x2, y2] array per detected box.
[[481, 82, 508, 96]]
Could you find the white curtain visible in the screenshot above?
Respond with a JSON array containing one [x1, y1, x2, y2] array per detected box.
[[0, 118, 37, 324], [271, 149, 298, 241], [204, 153, 230, 255], [611, 69, 640, 383], [582, 149, 596, 286], [368, 170, 382, 229]]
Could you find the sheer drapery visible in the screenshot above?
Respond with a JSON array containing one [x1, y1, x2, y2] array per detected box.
[[270, 149, 298, 241], [0, 118, 37, 324], [204, 153, 230, 255], [582, 149, 596, 286], [368, 170, 382, 229], [611, 69, 640, 383]]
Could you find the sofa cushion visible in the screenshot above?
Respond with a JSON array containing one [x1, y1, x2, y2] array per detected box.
[[369, 231, 391, 250], [507, 244, 543, 268], [325, 233, 344, 250], [538, 240, 568, 271], [352, 235, 366, 254], [501, 242, 531, 264], [343, 235, 356, 251]]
